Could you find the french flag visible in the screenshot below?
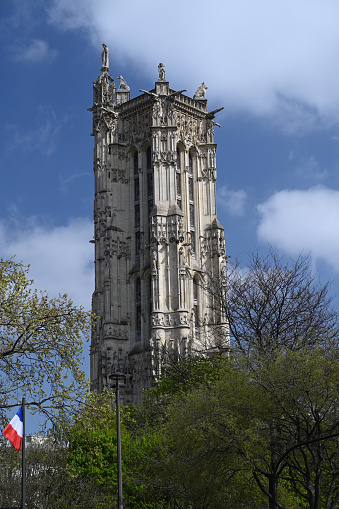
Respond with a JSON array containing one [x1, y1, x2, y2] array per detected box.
[[2, 406, 24, 451]]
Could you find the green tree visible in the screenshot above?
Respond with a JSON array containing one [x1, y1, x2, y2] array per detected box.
[[121, 356, 229, 508], [250, 346, 339, 509], [0, 258, 91, 427], [129, 355, 226, 434], [161, 358, 268, 508], [65, 391, 174, 508], [160, 348, 339, 509]]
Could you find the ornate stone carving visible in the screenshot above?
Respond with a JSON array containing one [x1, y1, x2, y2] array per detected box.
[[104, 230, 131, 259], [152, 150, 176, 165], [206, 119, 215, 143], [109, 167, 128, 183], [151, 311, 189, 328], [176, 112, 205, 145], [152, 97, 173, 126], [104, 323, 128, 340], [92, 107, 117, 133], [117, 75, 130, 91], [110, 147, 127, 159], [201, 227, 226, 258], [150, 214, 184, 244], [123, 110, 151, 143], [93, 73, 116, 107], [94, 205, 112, 238], [199, 149, 216, 181], [194, 82, 208, 100]]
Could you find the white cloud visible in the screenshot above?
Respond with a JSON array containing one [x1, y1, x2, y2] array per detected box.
[[15, 38, 57, 63], [217, 186, 247, 216], [58, 172, 91, 194], [295, 156, 328, 181], [5, 106, 61, 156], [47, 0, 339, 129], [0, 216, 94, 310], [288, 154, 329, 181], [257, 187, 339, 273]]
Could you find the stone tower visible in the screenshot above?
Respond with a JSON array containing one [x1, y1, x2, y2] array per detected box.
[[90, 46, 227, 403]]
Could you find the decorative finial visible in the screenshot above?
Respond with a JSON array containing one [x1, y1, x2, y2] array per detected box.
[[158, 63, 166, 82], [194, 82, 208, 100], [117, 76, 130, 92], [101, 43, 109, 71]]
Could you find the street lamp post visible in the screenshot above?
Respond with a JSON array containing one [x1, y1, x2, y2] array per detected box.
[[109, 371, 126, 509]]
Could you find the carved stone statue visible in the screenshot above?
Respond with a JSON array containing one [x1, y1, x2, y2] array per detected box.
[[117, 75, 130, 91], [158, 63, 166, 82], [101, 43, 109, 69], [194, 82, 208, 100], [179, 246, 186, 267], [151, 249, 158, 271]]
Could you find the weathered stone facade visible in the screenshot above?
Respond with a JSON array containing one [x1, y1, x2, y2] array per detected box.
[[90, 46, 227, 403]]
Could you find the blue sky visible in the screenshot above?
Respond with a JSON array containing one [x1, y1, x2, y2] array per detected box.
[[1, 0, 339, 405]]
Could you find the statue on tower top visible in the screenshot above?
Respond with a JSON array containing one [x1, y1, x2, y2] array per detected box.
[[194, 82, 208, 100], [101, 43, 109, 71], [158, 62, 166, 82]]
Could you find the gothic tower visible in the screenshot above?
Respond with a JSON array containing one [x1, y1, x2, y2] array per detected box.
[[90, 45, 227, 403]]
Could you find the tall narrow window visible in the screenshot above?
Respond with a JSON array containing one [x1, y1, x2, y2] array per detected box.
[[136, 278, 141, 341], [176, 149, 182, 209], [148, 275, 153, 315], [193, 278, 199, 338], [134, 152, 138, 176], [135, 231, 141, 255], [134, 151, 140, 257], [135, 204, 140, 229], [134, 177, 140, 202], [147, 171, 153, 217], [188, 153, 195, 257], [147, 147, 153, 217]]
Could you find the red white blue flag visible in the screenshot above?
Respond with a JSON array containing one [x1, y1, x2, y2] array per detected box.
[[2, 406, 24, 451]]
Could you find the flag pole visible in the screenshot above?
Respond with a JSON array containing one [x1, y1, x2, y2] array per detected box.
[[21, 397, 25, 509]]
